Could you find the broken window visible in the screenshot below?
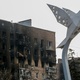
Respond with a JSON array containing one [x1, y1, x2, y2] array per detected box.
[[41, 61, 44, 68], [40, 39, 44, 64], [41, 51, 45, 68], [34, 38, 39, 67], [34, 38, 38, 45], [41, 51, 43, 57], [27, 50, 31, 65], [34, 48, 39, 67], [49, 61, 53, 67], [34, 59, 38, 67], [48, 41, 52, 47]]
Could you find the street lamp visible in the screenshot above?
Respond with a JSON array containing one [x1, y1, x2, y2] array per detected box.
[[48, 4, 80, 80]]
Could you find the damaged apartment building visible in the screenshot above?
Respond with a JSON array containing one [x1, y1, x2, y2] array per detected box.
[[0, 19, 56, 80]]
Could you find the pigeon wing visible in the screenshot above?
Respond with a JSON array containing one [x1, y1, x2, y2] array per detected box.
[[63, 8, 76, 19], [47, 4, 73, 28]]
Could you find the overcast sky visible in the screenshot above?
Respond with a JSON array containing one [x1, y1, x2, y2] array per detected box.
[[0, 0, 80, 61]]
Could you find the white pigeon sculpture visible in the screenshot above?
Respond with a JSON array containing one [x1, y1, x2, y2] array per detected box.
[[47, 4, 80, 48]]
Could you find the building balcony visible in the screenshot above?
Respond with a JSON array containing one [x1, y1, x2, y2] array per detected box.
[[46, 46, 54, 51]]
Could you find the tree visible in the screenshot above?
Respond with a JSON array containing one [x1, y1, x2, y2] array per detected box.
[[68, 49, 80, 80], [68, 48, 75, 60]]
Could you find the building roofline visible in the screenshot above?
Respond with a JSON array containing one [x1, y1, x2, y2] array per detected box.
[[15, 22, 55, 34], [0, 19, 11, 23], [0, 19, 55, 34], [18, 19, 31, 23]]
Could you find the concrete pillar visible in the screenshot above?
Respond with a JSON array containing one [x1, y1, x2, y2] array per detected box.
[[6, 26, 11, 70]]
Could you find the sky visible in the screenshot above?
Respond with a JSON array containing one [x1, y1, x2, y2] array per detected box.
[[0, 0, 80, 61]]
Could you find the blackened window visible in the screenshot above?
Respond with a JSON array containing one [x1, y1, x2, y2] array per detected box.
[[34, 49, 39, 67], [34, 60, 38, 67], [41, 51, 44, 57], [48, 41, 52, 47], [27, 50, 31, 65], [41, 51, 45, 68], [34, 38, 37, 44], [34, 38, 39, 67], [41, 61, 44, 68], [40, 40, 44, 67]]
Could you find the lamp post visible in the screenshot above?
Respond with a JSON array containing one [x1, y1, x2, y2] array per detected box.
[[48, 4, 80, 80]]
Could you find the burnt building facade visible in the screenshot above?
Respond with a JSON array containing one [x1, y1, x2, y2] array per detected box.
[[14, 23, 56, 67], [57, 59, 65, 80], [0, 19, 56, 80]]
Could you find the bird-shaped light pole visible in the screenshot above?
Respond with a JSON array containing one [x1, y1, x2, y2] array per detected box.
[[47, 4, 80, 80]]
